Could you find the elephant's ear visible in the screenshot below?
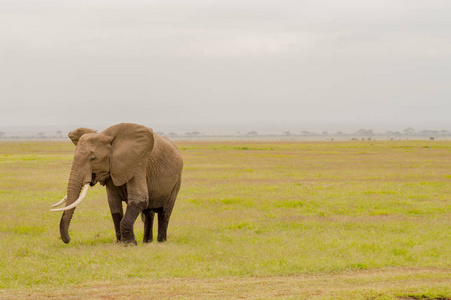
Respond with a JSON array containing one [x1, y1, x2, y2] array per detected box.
[[102, 123, 154, 186], [68, 128, 97, 145]]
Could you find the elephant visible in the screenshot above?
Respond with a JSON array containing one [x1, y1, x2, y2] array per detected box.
[[50, 123, 183, 245]]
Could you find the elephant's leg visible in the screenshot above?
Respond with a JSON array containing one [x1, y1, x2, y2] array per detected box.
[[157, 180, 181, 242], [142, 209, 154, 243], [157, 211, 169, 242], [120, 204, 142, 245], [106, 182, 126, 242], [121, 172, 148, 245], [112, 213, 122, 242]]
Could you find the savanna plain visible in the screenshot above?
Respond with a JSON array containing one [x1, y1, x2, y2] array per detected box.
[[0, 140, 450, 299]]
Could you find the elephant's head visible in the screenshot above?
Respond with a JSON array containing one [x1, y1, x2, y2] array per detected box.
[[51, 123, 154, 243]]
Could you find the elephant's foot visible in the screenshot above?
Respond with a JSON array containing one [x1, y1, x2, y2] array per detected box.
[[120, 227, 137, 245], [157, 231, 167, 242], [119, 230, 137, 245], [120, 238, 137, 246]]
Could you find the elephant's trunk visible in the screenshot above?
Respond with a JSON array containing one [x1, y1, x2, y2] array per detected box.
[[59, 166, 90, 244], [59, 209, 75, 244]]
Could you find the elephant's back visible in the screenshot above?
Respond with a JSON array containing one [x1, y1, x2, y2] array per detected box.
[[152, 134, 183, 169]]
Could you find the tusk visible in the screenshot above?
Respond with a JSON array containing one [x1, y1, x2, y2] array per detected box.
[[50, 184, 89, 212], [51, 195, 67, 208]]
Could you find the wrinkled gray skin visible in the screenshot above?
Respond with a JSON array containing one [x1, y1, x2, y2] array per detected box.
[[60, 123, 183, 245]]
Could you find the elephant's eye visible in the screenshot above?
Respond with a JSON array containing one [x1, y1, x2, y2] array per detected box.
[[90, 157, 97, 162]]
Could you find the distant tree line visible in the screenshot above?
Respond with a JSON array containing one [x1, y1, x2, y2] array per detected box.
[[0, 128, 450, 140], [0, 130, 70, 140]]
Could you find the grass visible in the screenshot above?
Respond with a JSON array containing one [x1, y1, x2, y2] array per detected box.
[[0, 140, 450, 299]]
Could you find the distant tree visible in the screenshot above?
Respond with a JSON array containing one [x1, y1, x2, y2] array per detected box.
[[440, 130, 450, 136], [301, 131, 314, 136], [403, 127, 415, 136], [419, 130, 439, 136], [37, 132, 46, 139], [56, 130, 63, 138], [246, 131, 258, 137], [386, 131, 402, 137], [354, 129, 374, 136], [169, 132, 178, 138], [0, 132, 5, 139], [184, 131, 201, 137], [283, 131, 291, 136]]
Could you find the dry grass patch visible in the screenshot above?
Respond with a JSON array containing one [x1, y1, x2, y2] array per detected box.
[[1, 268, 449, 300]]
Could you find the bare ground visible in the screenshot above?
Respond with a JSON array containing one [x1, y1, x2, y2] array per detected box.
[[1, 267, 449, 300]]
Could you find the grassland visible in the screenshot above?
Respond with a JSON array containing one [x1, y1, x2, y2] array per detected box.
[[0, 140, 450, 299]]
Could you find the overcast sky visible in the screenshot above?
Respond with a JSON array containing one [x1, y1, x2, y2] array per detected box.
[[1, 0, 450, 133]]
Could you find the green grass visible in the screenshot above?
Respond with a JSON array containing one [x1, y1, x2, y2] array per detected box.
[[0, 140, 450, 299]]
